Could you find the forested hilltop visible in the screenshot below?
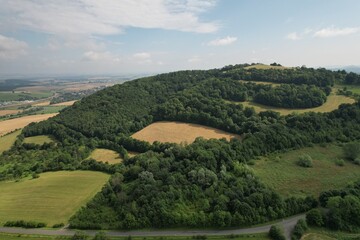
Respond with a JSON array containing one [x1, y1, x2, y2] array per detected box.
[[1, 63, 360, 230]]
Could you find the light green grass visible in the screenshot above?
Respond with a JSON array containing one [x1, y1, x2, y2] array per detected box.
[[0, 92, 52, 102], [0, 171, 109, 226], [252, 144, 360, 198], [336, 84, 360, 95], [88, 148, 123, 165], [235, 94, 355, 115], [23, 135, 53, 145], [0, 130, 21, 154], [244, 64, 291, 70], [36, 106, 66, 114], [302, 228, 360, 240], [0, 233, 269, 240]]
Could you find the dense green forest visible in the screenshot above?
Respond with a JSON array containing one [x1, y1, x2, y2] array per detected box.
[[1, 64, 360, 230]]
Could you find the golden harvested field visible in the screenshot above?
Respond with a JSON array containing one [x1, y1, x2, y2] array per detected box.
[[238, 94, 355, 115], [32, 101, 50, 106], [127, 151, 139, 158], [88, 148, 123, 164], [0, 171, 109, 226], [0, 113, 57, 136], [0, 110, 20, 116], [51, 100, 76, 106], [132, 121, 241, 144], [244, 64, 291, 70]]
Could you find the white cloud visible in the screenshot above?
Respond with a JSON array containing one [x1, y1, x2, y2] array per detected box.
[[133, 52, 151, 60], [314, 27, 359, 38], [208, 36, 237, 46], [0, 0, 219, 36], [286, 32, 301, 40], [0, 34, 28, 59], [82, 51, 118, 62], [188, 56, 201, 63]]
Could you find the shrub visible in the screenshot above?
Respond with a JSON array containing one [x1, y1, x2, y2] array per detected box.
[[343, 142, 360, 161], [335, 159, 345, 166], [4, 220, 46, 228], [93, 231, 110, 240], [297, 154, 313, 168], [354, 158, 360, 165], [306, 209, 324, 227], [269, 225, 285, 240], [52, 223, 65, 228], [291, 219, 308, 240], [72, 231, 89, 240]]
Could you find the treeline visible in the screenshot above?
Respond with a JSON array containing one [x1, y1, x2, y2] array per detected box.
[[221, 66, 338, 87], [253, 84, 328, 108], [306, 181, 360, 232]]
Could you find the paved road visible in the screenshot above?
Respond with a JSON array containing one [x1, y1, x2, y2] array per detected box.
[[0, 214, 305, 240]]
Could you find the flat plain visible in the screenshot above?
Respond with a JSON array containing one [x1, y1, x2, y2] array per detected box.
[[0, 171, 109, 226], [131, 121, 241, 144]]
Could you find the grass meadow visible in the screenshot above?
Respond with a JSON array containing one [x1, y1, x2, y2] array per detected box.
[[23, 135, 54, 145], [237, 94, 355, 115], [0, 130, 21, 154], [88, 148, 123, 164], [0, 171, 109, 226], [252, 144, 360, 197]]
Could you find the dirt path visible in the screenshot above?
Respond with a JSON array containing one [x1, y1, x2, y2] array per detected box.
[[0, 214, 305, 239]]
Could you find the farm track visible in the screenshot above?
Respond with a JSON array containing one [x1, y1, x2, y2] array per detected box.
[[0, 214, 305, 240]]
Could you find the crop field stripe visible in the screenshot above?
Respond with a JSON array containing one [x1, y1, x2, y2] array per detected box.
[[0, 130, 21, 154], [0, 113, 57, 136]]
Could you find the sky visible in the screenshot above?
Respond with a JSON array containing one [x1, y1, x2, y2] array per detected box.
[[0, 0, 360, 75]]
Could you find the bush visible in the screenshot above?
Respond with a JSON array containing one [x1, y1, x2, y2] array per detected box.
[[354, 158, 360, 165], [291, 219, 308, 240], [343, 142, 360, 161], [93, 231, 110, 240], [306, 209, 324, 227], [4, 220, 46, 228], [297, 154, 313, 168], [334, 159, 345, 166], [269, 225, 285, 240], [52, 223, 65, 228], [72, 231, 89, 240]]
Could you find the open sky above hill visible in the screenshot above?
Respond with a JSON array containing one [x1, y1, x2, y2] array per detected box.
[[0, 0, 359, 75]]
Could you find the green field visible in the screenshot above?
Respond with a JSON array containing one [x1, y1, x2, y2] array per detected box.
[[0, 233, 269, 240], [88, 148, 123, 164], [23, 135, 53, 145], [0, 130, 21, 154], [252, 144, 360, 197], [336, 84, 360, 95], [0, 92, 52, 102], [237, 94, 355, 115], [302, 228, 360, 240], [0, 171, 109, 226], [36, 106, 66, 114]]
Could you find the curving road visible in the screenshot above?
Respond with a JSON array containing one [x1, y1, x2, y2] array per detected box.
[[0, 214, 305, 240]]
